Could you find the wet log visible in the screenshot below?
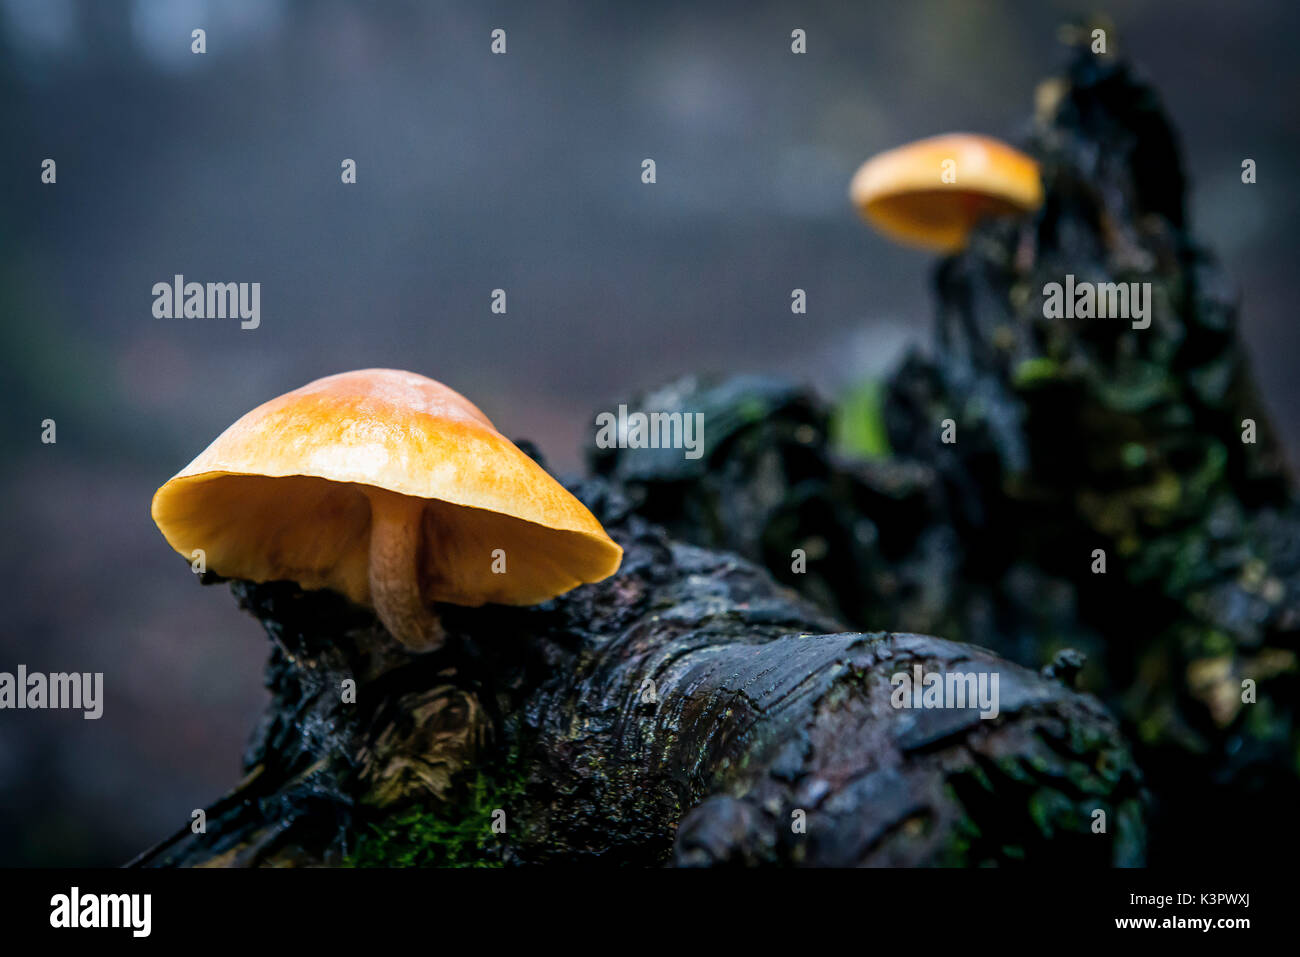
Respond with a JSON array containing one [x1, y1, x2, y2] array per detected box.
[[133, 477, 1144, 868]]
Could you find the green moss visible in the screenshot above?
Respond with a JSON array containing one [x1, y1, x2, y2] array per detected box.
[[1199, 629, 1235, 658], [1121, 442, 1148, 469], [1242, 696, 1286, 743], [1027, 788, 1082, 838], [995, 754, 1033, 784], [832, 380, 892, 459], [1091, 360, 1176, 413], [1012, 357, 1061, 389], [937, 786, 982, 866], [347, 749, 528, 868], [738, 397, 769, 423]]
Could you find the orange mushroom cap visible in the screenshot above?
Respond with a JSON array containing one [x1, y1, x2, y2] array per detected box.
[[151, 370, 623, 624], [849, 133, 1043, 253]]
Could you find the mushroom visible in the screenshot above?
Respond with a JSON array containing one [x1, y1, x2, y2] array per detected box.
[[151, 369, 623, 652], [849, 133, 1043, 252]]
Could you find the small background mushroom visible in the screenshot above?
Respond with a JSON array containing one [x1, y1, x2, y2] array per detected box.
[[850, 133, 1043, 252]]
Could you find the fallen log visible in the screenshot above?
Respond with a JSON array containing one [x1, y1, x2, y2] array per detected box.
[[134, 478, 1144, 867]]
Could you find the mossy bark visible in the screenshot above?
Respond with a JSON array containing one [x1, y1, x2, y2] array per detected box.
[[592, 39, 1298, 864], [886, 41, 1299, 863], [133, 481, 1143, 868]]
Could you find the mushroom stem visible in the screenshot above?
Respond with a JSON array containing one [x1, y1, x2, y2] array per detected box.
[[366, 489, 445, 652]]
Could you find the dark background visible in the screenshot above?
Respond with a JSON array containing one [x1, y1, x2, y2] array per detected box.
[[1, 0, 1296, 866]]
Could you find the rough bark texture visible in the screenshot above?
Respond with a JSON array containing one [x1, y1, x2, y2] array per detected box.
[[592, 39, 1299, 864], [133, 477, 1143, 868], [891, 45, 1300, 864]]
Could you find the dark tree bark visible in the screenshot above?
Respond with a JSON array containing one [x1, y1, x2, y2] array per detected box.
[[592, 36, 1300, 864], [886, 39, 1300, 863], [133, 479, 1144, 868]]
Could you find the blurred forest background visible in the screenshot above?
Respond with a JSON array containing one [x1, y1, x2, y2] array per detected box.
[[1, 0, 1296, 865]]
